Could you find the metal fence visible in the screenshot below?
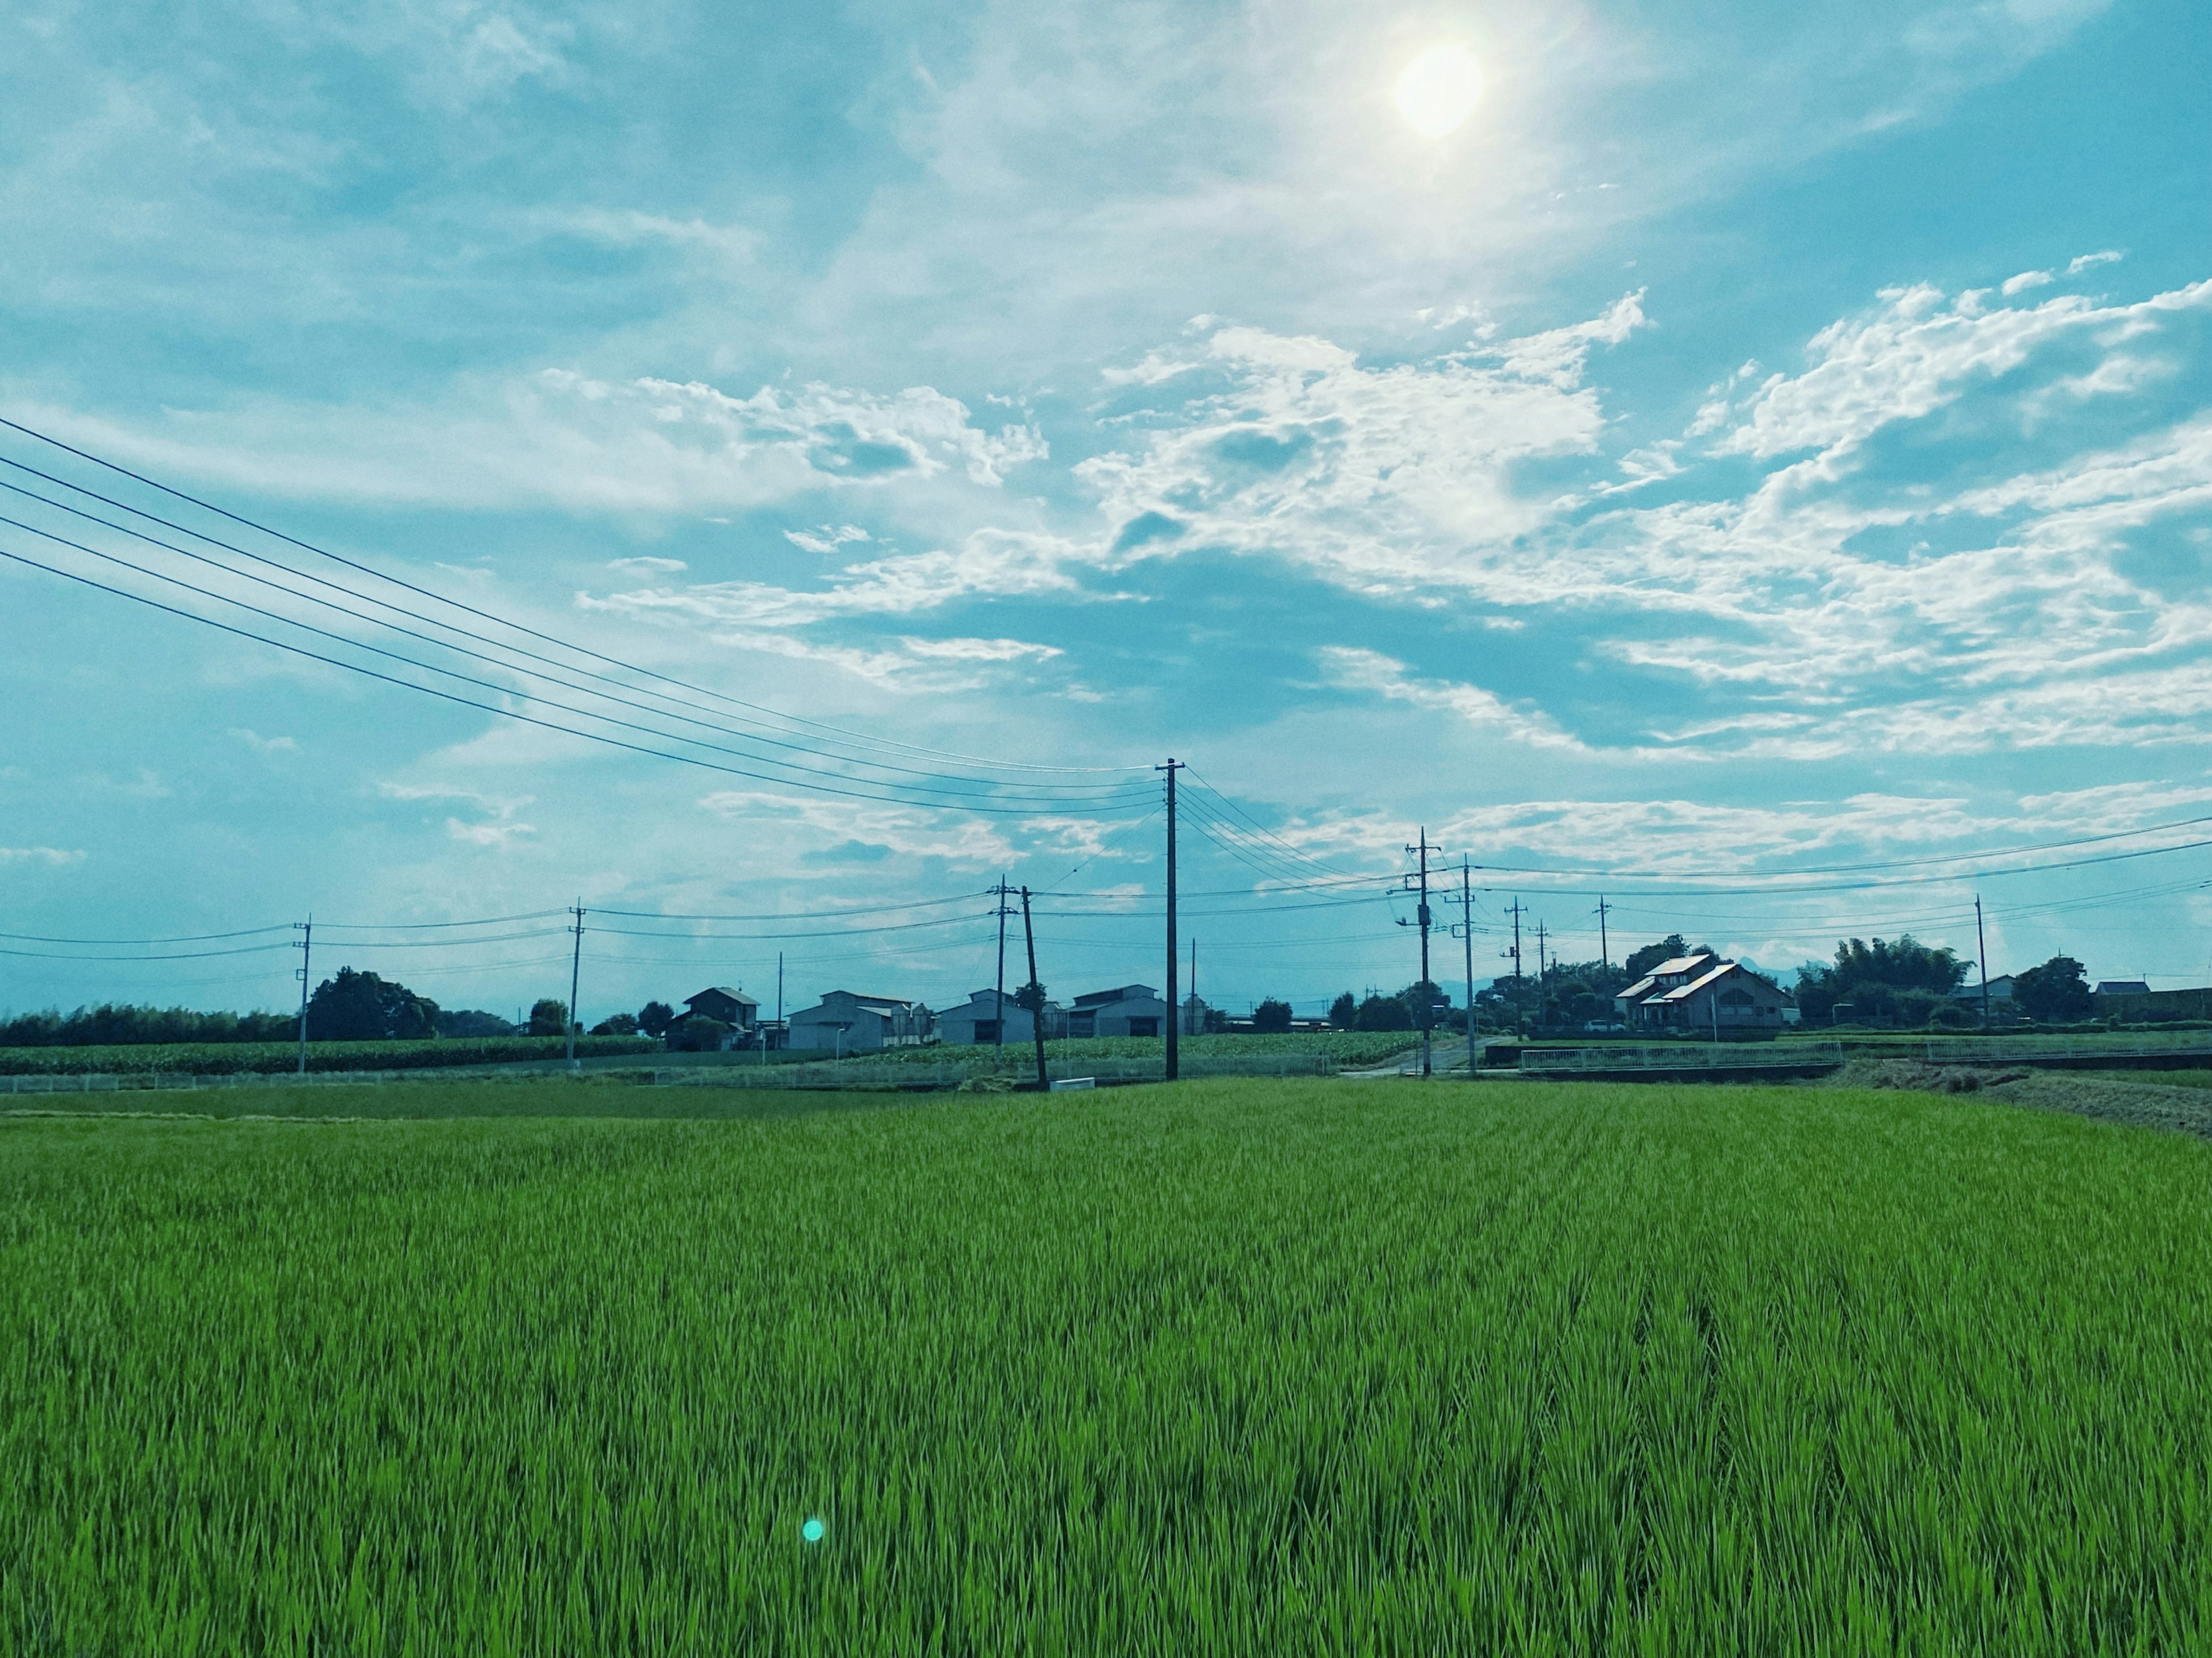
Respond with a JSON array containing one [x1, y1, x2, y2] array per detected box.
[[1, 1049, 1346, 1097]]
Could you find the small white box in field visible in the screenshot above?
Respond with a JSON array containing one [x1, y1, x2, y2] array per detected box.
[[1049, 1077, 1096, 1092]]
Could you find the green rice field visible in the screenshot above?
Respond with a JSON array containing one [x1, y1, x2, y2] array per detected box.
[[5, 1076, 2210, 1653]]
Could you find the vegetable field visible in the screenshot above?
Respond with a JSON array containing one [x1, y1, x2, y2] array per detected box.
[[5, 1077, 2210, 1653], [0, 1032, 654, 1076]]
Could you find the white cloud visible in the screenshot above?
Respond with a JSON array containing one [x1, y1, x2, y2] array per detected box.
[[2069, 249, 2124, 274], [583, 528, 1091, 630], [1713, 278, 2212, 463], [698, 790, 1012, 866], [1077, 297, 1646, 599], [227, 727, 298, 754], [607, 556, 688, 574], [8, 369, 1048, 513], [0, 847, 86, 866], [446, 818, 536, 849], [716, 629, 1060, 692], [784, 525, 872, 555], [1319, 647, 1588, 752], [2001, 270, 2054, 296]]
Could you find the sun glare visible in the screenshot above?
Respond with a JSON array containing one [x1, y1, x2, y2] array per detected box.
[[1393, 44, 1482, 139]]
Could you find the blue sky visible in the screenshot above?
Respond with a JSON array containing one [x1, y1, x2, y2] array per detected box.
[[2, 0, 2209, 1022]]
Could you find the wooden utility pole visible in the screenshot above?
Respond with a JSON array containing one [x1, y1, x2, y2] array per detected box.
[[994, 876, 1014, 1060], [1157, 759, 1184, 1081], [1021, 885, 1048, 1090], [293, 916, 312, 1075], [1593, 896, 1611, 971], [566, 900, 584, 1073], [1402, 829, 1441, 1076], [1977, 895, 1991, 1031], [1460, 860, 1477, 1072]]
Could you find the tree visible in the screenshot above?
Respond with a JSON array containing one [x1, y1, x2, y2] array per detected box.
[[305, 968, 438, 1042], [1796, 935, 1969, 1023], [1252, 998, 1294, 1033], [528, 998, 569, 1037], [1396, 980, 1452, 1029], [672, 1015, 726, 1052], [1354, 993, 1413, 1031], [1327, 992, 1358, 1030], [637, 1000, 679, 1039], [436, 1008, 514, 1038], [592, 1012, 640, 1036], [2013, 956, 2093, 1024], [1623, 935, 1691, 981]]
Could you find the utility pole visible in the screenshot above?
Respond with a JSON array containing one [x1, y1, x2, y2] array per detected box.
[[777, 951, 784, 1026], [293, 916, 312, 1076], [1593, 896, 1612, 971], [1021, 885, 1048, 1090], [1188, 936, 1198, 1035], [1535, 920, 1549, 984], [993, 877, 1014, 1060], [1400, 828, 1441, 1076], [1500, 897, 1527, 1038], [1454, 860, 1478, 1073], [1157, 758, 1184, 1082], [566, 899, 584, 1073], [1977, 894, 1991, 1032]]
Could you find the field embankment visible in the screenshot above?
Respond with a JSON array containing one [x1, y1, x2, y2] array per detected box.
[[0, 1033, 654, 1076], [5, 1077, 2209, 1652]]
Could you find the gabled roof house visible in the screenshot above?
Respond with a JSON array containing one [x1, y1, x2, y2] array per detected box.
[[1613, 954, 1793, 1033], [1065, 984, 1167, 1039], [785, 990, 933, 1052]]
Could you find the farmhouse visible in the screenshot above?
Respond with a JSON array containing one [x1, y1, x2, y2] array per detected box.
[[683, 986, 758, 1030], [1065, 984, 1169, 1038], [935, 988, 1065, 1045], [785, 990, 933, 1052], [1613, 954, 1793, 1033]]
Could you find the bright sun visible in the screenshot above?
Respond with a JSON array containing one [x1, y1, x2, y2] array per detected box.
[[1393, 44, 1482, 138]]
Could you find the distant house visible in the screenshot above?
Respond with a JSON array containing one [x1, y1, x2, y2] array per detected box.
[[935, 988, 1065, 1045], [684, 986, 759, 1030], [1951, 974, 2017, 1005], [665, 985, 761, 1052], [2096, 984, 2212, 1020], [785, 991, 933, 1053], [1614, 954, 1793, 1034], [1066, 984, 1168, 1039]]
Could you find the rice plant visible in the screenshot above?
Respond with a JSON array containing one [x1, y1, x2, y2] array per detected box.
[[3, 1078, 2208, 1653]]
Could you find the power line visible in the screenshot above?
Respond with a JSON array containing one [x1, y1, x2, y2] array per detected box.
[[0, 541, 1150, 817], [0, 471, 1150, 803], [0, 418, 1151, 778], [0, 518, 1151, 813]]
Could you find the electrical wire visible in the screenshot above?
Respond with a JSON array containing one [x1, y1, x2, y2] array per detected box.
[[0, 472, 1151, 803], [0, 520, 1151, 812], [0, 417, 1152, 777], [0, 542, 1149, 817]]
